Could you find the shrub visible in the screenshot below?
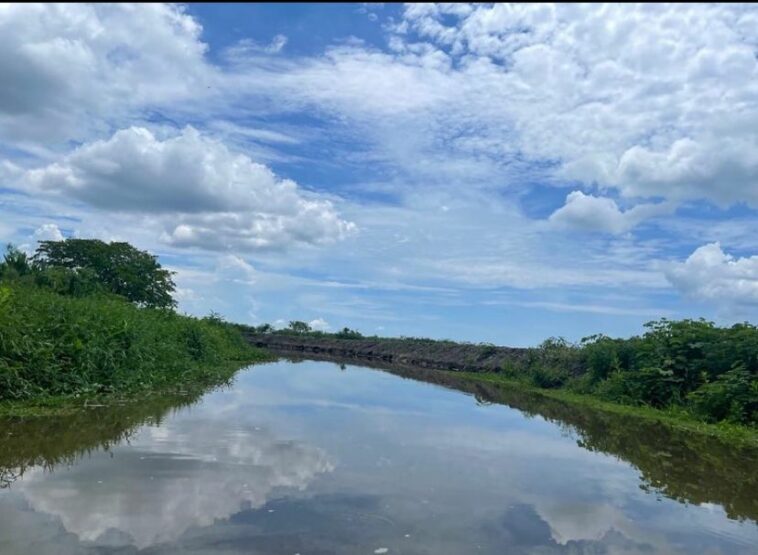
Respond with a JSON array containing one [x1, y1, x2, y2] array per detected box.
[[687, 365, 758, 425], [335, 327, 363, 339], [0, 283, 263, 402]]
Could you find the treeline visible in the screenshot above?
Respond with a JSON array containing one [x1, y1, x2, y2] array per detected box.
[[250, 319, 757, 426], [247, 320, 365, 339], [0, 240, 266, 403]]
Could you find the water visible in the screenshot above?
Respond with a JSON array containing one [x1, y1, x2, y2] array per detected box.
[[1, 359, 756, 554]]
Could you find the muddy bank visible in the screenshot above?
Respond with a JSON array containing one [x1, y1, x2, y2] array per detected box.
[[243, 333, 528, 373]]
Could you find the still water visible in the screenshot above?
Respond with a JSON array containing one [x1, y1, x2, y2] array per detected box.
[[1, 360, 756, 554]]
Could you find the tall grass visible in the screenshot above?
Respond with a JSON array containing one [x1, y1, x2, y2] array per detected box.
[[0, 283, 267, 402]]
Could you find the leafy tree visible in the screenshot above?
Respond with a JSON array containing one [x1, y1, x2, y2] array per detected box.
[[0, 244, 32, 279], [34, 239, 176, 308], [287, 320, 311, 334]]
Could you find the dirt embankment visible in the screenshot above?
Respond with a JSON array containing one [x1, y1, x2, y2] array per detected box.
[[243, 333, 528, 373]]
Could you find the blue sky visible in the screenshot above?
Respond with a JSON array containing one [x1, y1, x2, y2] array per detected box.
[[1, 3, 758, 345]]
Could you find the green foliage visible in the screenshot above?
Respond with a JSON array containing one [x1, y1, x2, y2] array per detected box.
[[581, 319, 758, 424], [581, 334, 623, 382], [0, 283, 265, 402], [242, 315, 758, 427], [34, 239, 176, 308], [517, 337, 581, 389], [31, 266, 105, 297], [287, 320, 311, 334], [0, 244, 32, 279], [687, 365, 758, 424], [477, 343, 498, 359], [335, 327, 363, 339]]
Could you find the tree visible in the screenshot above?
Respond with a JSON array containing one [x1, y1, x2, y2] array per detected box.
[[287, 320, 311, 334], [0, 244, 32, 279], [34, 239, 176, 309], [335, 327, 363, 339]]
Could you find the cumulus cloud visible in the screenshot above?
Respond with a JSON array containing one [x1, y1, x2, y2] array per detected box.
[[617, 137, 758, 208], [308, 317, 331, 332], [665, 243, 758, 304], [0, 3, 213, 146], [549, 191, 673, 234], [235, 4, 758, 210], [23, 127, 355, 251], [17, 419, 333, 549], [31, 223, 64, 242]]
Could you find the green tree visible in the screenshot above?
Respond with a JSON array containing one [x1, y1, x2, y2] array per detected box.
[[34, 239, 176, 308], [335, 327, 363, 339], [287, 320, 311, 334], [0, 244, 32, 279]]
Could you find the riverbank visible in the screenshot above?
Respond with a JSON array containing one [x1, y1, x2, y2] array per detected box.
[[243, 332, 528, 372], [253, 330, 758, 448], [0, 283, 270, 415], [455, 372, 758, 448], [0, 359, 263, 418]]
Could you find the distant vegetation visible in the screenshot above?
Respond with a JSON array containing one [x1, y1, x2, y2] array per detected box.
[[247, 321, 366, 339], [4, 238, 755, 429], [0, 240, 266, 404], [518, 321, 758, 426], [250, 319, 758, 427]]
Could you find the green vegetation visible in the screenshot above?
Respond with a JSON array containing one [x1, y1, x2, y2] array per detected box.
[[502, 320, 758, 427], [456, 372, 756, 447], [254, 318, 758, 431], [247, 320, 365, 339], [35, 238, 175, 308], [0, 241, 267, 409]]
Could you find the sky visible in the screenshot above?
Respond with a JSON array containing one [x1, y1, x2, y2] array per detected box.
[[1, 3, 757, 346]]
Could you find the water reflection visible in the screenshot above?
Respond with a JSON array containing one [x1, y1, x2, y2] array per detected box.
[[0, 360, 756, 554], [372, 362, 758, 523], [0, 386, 332, 552]]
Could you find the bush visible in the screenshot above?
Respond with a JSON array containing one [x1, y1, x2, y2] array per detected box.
[[687, 366, 758, 424], [597, 367, 684, 408], [0, 283, 264, 401], [528, 365, 572, 389], [580, 319, 758, 424], [335, 327, 364, 339]]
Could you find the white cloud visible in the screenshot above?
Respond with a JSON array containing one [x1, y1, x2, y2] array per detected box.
[[308, 317, 331, 332], [23, 127, 355, 252], [267, 34, 288, 54], [215, 254, 257, 284], [549, 191, 672, 234], [665, 243, 758, 304], [3, 3, 758, 339], [616, 137, 758, 208], [232, 4, 758, 210], [225, 34, 288, 57], [17, 418, 333, 549], [0, 4, 214, 147], [31, 223, 64, 242]]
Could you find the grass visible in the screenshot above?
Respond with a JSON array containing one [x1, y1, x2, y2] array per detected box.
[[456, 371, 758, 448], [0, 283, 270, 415]]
